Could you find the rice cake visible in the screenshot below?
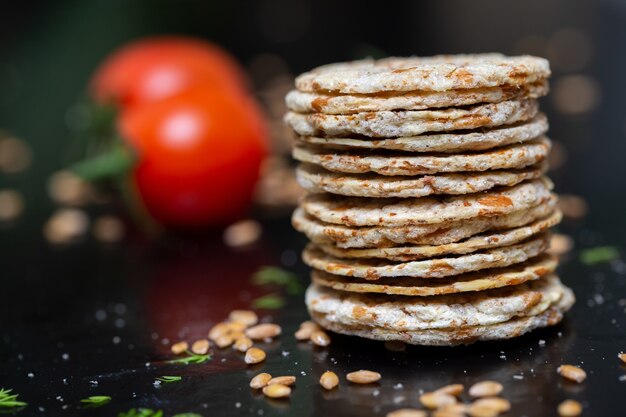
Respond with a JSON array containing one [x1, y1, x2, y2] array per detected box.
[[287, 80, 548, 114], [318, 210, 561, 261], [292, 198, 557, 248], [303, 234, 549, 280], [295, 114, 548, 153], [295, 54, 550, 94], [285, 99, 538, 138]]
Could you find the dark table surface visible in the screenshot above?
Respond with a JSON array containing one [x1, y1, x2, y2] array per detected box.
[[1, 210, 625, 417]]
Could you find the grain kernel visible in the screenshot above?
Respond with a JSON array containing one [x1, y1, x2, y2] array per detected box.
[[228, 310, 258, 327], [419, 392, 456, 409], [268, 376, 296, 386], [434, 404, 467, 417], [170, 341, 188, 355], [262, 383, 291, 398], [557, 364, 587, 383], [435, 384, 464, 397], [208, 322, 230, 341], [468, 381, 503, 397], [299, 320, 319, 330], [618, 352, 626, 363], [471, 397, 511, 413], [233, 335, 253, 352], [295, 327, 314, 341], [245, 323, 282, 340], [244, 347, 266, 364], [468, 404, 500, 417], [214, 333, 234, 348], [386, 409, 427, 417], [346, 370, 381, 384], [319, 371, 339, 390], [558, 399, 582, 417], [311, 330, 331, 347], [191, 339, 210, 355], [250, 372, 272, 389]]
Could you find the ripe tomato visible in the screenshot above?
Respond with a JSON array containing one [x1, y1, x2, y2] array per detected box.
[[90, 36, 248, 108], [118, 88, 268, 229]]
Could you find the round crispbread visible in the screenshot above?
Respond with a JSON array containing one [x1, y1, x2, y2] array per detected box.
[[285, 99, 538, 138], [286, 80, 548, 114], [292, 198, 557, 248], [294, 137, 550, 177], [295, 54, 550, 94], [306, 273, 564, 331], [308, 283, 574, 346], [302, 178, 553, 227], [310, 254, 557, 296], [295, 114, 548, 153], [303, 234, 549, 280], [296, 162, 547, 198], [317, 210, 561, 261]]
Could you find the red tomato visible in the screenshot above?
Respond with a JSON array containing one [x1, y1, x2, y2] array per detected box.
[[90, 36, 248, 108], [118, 88, 268, 229]]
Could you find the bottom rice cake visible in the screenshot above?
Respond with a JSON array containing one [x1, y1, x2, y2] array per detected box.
[[306, 275, 574, 346]]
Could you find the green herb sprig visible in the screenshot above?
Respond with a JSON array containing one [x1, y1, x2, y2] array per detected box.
[[253, 266, 302, 294], [167, 351, 211, 365], [580, 246, 620, 265], [155, 376, 182, 383], [118, 408, 163, 417], [0, 388, 27, 409], [80, 395, 111, 408], [251, 293, 285, 309]]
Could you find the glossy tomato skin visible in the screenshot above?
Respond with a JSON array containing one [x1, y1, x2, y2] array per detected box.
[[118, 88, 268, 229], [90, 36, 248, 108]]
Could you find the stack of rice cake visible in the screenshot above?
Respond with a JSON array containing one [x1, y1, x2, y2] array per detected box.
[[285, 54, 574, 346]]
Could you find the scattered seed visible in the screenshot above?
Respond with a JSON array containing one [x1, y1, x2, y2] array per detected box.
[[384, 340, 407, 352], [208, 322, 230, 341], [467, 403, 501, 417], [434, 403, 467, 417], [0, 189, 24, 222], [250, 373, 272, 389], [245, 323, 281, 340], [435, 384, 464, 397], [549, 233, 574, 256], [295, 327, 313, 340], [346, 370, 381, 384], [223, 219, 262, 247], [47, 170, 92, 206], [228, 310, 258, 327], [43, 208, 89, 244], [311, 330, 331, 347], [386, 409, 428, 417], [262, 383, 290, 398], [215, 334, 235, 349], [268, 376, 296, 387], [233, 335, 253, 352], [227, 321, 247, 333], [319, 371, 339, 390], [419, 392, 457, 409], [618, 352, 626, 363], [171, 341, 188, 355], [558, 399, 582, 416], [557, 364, 587, 383], [468, 381, 503, 397], [299, 320, 319, 330], [245, 347, 266, 364], [558, 194, 588, 219], [93, 215, 124, 243], [0, 136, 32, 173], [471, 397, 511, 413], [191, 339, 210, 355]]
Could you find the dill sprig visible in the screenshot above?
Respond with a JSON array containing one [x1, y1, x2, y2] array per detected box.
[[167, 351, 211, 365], [0, 388, 27, 409], [252, 266, 302, 294], [118, 408, 163, 417], [580, 245, 619, 265], [251, 293, 285, 309], [155, 376, 182, 383], [80, 395, 111, 408]]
